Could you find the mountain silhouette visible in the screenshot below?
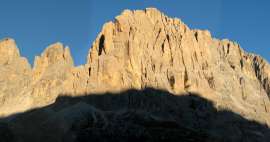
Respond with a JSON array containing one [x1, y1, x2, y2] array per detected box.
[[0, 88, 270, 142]]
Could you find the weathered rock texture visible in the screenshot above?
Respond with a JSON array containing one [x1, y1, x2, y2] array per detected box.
[[86, 8, 270, 124], [0, 8, 270, 141]]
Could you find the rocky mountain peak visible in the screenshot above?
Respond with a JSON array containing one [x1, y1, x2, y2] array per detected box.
[[84, 8, 270, 122], [32, 42, 74, 79], [33, 42, 73, 68], [0, 8, 270, 141], [0, 38, 21, 65], [86, 8, 215, 94]]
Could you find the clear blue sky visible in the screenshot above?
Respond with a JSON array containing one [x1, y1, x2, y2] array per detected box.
[[0, 0, 269, 65]]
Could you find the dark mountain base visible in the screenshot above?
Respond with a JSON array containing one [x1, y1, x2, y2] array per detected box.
[[1, 88, 270, 142]]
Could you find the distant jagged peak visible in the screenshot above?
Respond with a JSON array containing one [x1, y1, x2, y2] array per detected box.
[[0, 38, 21, 64], [0, 38, 31, 71], [0, 38, 18, 51], [31, 42, 74, 80], [33, 42, 74, 69]]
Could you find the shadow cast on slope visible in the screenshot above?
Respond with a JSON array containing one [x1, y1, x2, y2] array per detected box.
[[0, 88, 270, 142]]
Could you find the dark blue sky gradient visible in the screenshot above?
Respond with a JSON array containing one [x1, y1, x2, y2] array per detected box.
[[0, 0, 269, 65]]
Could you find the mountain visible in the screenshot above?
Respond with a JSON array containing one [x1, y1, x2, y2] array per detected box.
[[0, 8, 270, 141]]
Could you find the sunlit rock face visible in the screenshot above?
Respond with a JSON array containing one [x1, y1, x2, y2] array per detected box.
[[0, 8, 270, 126], [86, 8, 270, 124], [0, 38, 32, 116]]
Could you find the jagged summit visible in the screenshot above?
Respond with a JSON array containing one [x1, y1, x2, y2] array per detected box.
[[0, 38, 21, 64], [0, 7, 270, 132], [33, 42, 73, 72]]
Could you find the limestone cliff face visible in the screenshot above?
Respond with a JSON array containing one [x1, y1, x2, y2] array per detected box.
[[30, 43, 75, 107], [86, 8, 270, 123], [0, 42, 76, 116], [0, 8, 270, 125], [0, 38, 32, 116]]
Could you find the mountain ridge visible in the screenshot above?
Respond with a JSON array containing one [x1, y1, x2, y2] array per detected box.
[[0, 7, 269, 126]]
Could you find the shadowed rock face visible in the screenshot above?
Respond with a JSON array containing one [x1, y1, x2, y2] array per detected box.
[[1, 88, 270, 142], [0, 8, 270, 141]]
